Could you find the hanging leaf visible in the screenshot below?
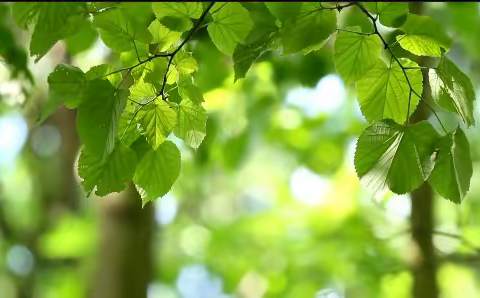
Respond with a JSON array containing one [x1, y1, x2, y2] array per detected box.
[[136, 98, 177, 150], [355, 58, 423, 124], [78, 142, 137, 196], [428, 127, 472, 203], [174, 99, 207, 149], [355, 119, 439, 197], [76, 79, 128, 159], [429, 57, 476, 126], [133, 140, 181, 202], [47, 64, 86, 109]]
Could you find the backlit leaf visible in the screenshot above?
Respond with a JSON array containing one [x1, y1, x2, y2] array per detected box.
[[334, 26, 382, 84], [207, 2, 253, 56], [355, 58, 423, 124], [428, 127, 472, 203], [355, 119, 439, 197], [133, 140, 181, 201], [429, 57, 476, 126]]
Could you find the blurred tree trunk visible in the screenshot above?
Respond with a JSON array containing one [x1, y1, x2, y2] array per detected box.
[[408, 4, 438, 298], [91, 184, 154, 298]]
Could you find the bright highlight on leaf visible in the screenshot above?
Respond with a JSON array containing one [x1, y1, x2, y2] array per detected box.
[[429, 57, 476, 126], [397, 13, 452, 57], [136, 98, 177, 150], [355, 120, 439, 197], [21, 1, 476, 203]]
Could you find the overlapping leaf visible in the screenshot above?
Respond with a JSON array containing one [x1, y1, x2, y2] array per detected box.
[[93, 8, 152, 52], [334, 26, 382, 84], [76, 79, 128, 159], [47, 64, 86, 109], [85, 64, 122, 87], [428, 127, 472, 203], [13, 2, 88, 62], [148, 19, 182, 52], [397, 13, 452, 57], [78, 142, 137, 196], [152, 2, 203, 32], [364, 2, 408, 28], [355, 120, 439, 197], [207, 2, 253, 56], [429, 57, 476, 126], [279, 3, 336, 54], [355, 58, 423, 124], [174, 99, 207, 149], [136, 97, 177, 150]]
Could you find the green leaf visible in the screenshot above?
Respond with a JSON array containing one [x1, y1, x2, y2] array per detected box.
[[173, 50, 198, 74], [130, 136, 151, 161], [160, 16, 192, 32], [148, 19, 182, 52], [364, 2, 408, 28], [133, 140, 181, 201], [152, 2, 202, 32], [85, 64, 122, 88], [279, 3, 336, 54], [334, 26, 382, 84], [355, 119, 439, 196], [65, 21, 98, 56], [174, 99, 207, 149], [117, 101, 142, 146], [153, 2, 203, 20], [207, 2, 253, 56], [78, 142, 137, 197], [39, 91, 64, 124], [129, 79, 158, 104], [120, 43, 149, 80], [355, 58, 423, 124], [232, 3, 279, 81], [397, 13, 452, 57], [12, 2, 41, 29], [428, 127, 472, 203], [47, 64, 86, 109], [264, 2, 301, 21], [177, 74, 204, 104], [143, 58, 177, 88], [93, 8, 152, 52], [18, 2, 88, 62], [429, 57, 476, 126], [76, 79, 128, 159], [137, 98, 177, 149]]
